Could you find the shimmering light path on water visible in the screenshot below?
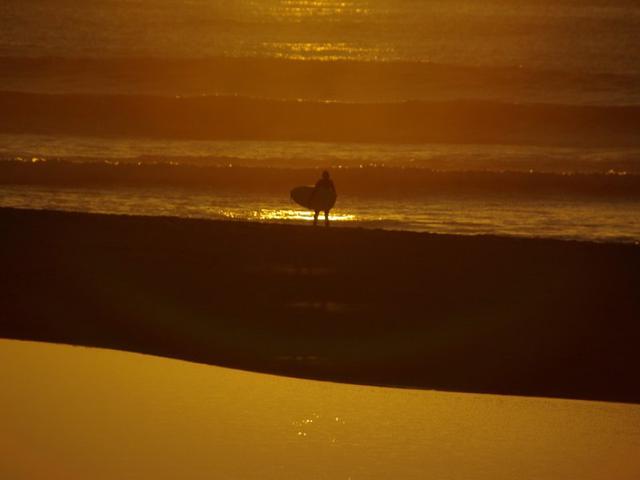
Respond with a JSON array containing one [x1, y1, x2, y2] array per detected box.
[[1, 340, 639, 479], [2, 0, 640, 75]]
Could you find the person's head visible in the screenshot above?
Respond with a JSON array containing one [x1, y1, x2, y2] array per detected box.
[[322, 170, 330, 179]]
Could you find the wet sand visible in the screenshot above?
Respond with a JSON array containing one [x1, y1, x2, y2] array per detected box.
[[1, 207, 639, 403]]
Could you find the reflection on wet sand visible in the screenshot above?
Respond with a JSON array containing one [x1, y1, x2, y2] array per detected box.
[[1, 339, 639, 480], [247, 208, 355, 223]]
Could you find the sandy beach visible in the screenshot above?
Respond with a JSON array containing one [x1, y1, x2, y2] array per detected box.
[[2, 207, 639, 403]]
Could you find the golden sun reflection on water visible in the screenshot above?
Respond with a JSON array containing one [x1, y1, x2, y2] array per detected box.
[[219, 208, 355, 223], [264, 42, 391, 61], [256, 208, 355, 222], [277, 0, 371, 18], [266, 42, 370, 54], [260, 1, 389, 60]]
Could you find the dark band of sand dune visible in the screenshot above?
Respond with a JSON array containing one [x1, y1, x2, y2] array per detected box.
[[2, 207, 639, 403]]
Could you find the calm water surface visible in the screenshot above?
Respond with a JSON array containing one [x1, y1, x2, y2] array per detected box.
[[1, 339, 639, 479]]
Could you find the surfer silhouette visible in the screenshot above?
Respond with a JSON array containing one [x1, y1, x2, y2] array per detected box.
[[310, 171, 336, 227]]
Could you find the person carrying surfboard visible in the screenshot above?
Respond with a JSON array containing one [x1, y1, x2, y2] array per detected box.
[[310, 170, 337, 227]]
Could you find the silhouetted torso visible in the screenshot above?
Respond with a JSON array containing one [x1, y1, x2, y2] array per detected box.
[[315, 178, 336, 193]]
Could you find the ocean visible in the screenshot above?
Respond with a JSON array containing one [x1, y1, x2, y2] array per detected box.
[[1, 0, 639, 242]]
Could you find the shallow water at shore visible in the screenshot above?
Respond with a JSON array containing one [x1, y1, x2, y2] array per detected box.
[[1, 339, 639, 479], [2, 184, 639, 243]]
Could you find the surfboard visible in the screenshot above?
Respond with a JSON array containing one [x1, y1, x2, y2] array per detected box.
[[290, 186, 337, 211]]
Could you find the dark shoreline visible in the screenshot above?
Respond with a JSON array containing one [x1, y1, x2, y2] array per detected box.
[[2, 207, 639, 403]]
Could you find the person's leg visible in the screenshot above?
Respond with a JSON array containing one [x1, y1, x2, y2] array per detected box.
[[324, 211, 330, 227], [313, 210, 319, 226]]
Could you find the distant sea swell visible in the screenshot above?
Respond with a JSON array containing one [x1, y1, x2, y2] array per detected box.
[[1, 91, 639, 148], [3, 56, 640, 104], [2, 161, 638, 199]]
